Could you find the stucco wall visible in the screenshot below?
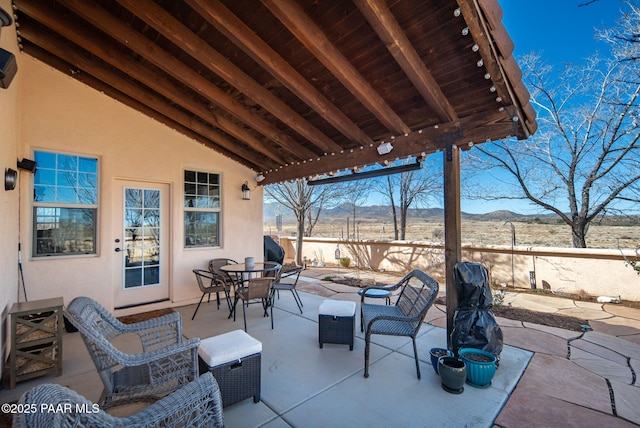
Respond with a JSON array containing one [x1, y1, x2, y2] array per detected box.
[[0, 0, 20, 378], [282, 236, 640, 301], [14, 55, 264, 315]]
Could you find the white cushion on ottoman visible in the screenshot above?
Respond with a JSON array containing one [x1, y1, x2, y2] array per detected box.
[[319, 300, 356, 317], [198, 329, 262, 368]]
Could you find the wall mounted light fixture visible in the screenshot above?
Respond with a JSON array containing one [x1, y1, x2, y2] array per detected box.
[[4, 168, 17, 190], [242, 181, 251, 200], [17, 158, 37, 173]]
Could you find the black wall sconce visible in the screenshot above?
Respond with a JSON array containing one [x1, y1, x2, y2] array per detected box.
[[242, 181, 251, 200], [4, 168, 17, 190], [17, 158, 37, 173], [0, 7, 17, 90]]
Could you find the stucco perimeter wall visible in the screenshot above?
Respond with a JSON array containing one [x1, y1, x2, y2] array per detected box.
[[280, 236, 640, 302]]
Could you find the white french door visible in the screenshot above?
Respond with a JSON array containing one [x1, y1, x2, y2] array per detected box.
[[113, 180, 170, 309]]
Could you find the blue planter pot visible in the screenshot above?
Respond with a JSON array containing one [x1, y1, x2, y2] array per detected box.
[[430, 348, 453, 374], [459, 348, 497, 388]]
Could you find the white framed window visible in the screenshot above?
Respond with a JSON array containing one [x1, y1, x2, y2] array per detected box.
[[184, 170, 220, 248], [32, 150, 98, 257]]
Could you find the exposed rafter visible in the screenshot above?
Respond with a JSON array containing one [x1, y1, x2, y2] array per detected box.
[[14, 0, 536, 183]]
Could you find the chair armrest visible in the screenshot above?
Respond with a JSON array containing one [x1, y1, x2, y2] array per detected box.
[[108, 337, 200, 367], [119, 311, 184, 351]]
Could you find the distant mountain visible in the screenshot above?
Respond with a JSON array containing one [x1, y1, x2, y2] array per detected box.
[[264, 202, 554, 222]]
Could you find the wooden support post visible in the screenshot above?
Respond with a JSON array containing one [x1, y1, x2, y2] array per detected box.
[[444, 143, 461, 348]]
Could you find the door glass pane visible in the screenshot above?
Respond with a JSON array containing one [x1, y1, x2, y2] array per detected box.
[[123, 188, 161, 289]]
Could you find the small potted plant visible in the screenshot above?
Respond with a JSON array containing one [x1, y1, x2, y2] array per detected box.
[[438, 356, 466, 394], [458, 348, 497, 388], [429, 348, 453, 374]]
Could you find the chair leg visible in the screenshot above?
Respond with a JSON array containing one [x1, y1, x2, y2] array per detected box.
[[364, 330, 371, 378], [412, 337, 421, 379], [242, 300, 248, 332], [291, 289, 303, 313], [191, 293, 206, 320], [270, 297, 274, 329]]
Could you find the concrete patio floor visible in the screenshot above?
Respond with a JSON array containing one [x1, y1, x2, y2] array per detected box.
[[2, 267, 640, 427]]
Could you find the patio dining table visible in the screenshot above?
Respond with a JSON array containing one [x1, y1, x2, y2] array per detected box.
[[220, 262, 281, 320]]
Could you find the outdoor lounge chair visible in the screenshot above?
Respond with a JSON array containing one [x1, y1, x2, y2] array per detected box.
[[360, 270, 439, 379], [14, 372, 224, 427], [65, 297, 200, 408]]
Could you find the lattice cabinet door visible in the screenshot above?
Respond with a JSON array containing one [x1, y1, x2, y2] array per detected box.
[[9, 297, 64, 389]]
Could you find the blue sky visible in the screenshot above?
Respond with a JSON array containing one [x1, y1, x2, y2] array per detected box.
[[364, 1, 630, 214], [461, 0, 628, 214]]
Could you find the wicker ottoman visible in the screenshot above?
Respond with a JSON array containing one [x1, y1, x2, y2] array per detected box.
[[318, 300, 356, 351], [198, 329, 262, 407]]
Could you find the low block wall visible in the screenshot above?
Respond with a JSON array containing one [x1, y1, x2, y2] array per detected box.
[[275, 236, 640, 302]]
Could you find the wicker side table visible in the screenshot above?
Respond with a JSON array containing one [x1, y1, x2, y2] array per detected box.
[[9, 297, 64, 389]]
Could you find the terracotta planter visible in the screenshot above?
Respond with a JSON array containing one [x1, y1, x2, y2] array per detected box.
[[459, 348, 497, 388], [429, 348, 453, 375], [438, 356, 466, 394]]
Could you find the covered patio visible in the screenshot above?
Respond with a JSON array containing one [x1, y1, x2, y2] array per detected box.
[[3, 268, 639, 427]]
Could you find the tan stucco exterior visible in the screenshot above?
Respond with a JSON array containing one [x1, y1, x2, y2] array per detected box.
[[0, 0, 264, 376]]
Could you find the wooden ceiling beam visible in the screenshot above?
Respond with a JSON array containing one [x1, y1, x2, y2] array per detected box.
[[261, 109, 518, 185], [19, 33, 272, 171], [261, 0, 411, 136], [354, 0, 459, 123], [456, 0, 521, 132], [55, 0, 317, 162], [20, 0, 284, 168], [114, 0, 343, 155], [187, 0, 374, 148], [24, 46, 261, 169]]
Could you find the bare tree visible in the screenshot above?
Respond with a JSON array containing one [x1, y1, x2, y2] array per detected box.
[[469, 49, 640, 247], [376, 157, 441, 240], [264, 179, 339, 264], [338, 180, 371, 239], [598, 1, 640, 64]]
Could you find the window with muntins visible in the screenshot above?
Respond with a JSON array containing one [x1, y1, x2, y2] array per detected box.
[[32, 151, 98, 257], [184, 170, 220, 248]]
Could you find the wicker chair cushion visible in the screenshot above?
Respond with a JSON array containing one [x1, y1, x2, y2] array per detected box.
[[199, 330, 262, 367], [319, 300, 356, 317]]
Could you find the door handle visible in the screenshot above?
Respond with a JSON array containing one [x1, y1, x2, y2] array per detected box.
[[115, 248, 122, 252]]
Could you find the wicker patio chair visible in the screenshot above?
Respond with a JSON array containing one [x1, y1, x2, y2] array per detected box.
[[361, 270, 439, 379], [65, 297, 200, 408], [192, 269, 232, 320], [232, 264, 281, 331], [209, 258, 239, 287], [14, 372, 224, 428]]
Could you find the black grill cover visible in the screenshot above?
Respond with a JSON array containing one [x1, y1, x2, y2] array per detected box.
[[450, 262, 503, 360], [264, 236, 285, 265]]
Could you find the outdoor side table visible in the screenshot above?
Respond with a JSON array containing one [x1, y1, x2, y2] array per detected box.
[[9, 297, 64, 389], [198, 329, 262, 407], [358, 288, 391, 305], [319, 300, 356, 351]]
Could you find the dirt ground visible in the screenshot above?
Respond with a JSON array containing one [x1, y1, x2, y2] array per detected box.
[[266, 218, 639, 250]]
